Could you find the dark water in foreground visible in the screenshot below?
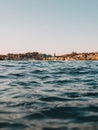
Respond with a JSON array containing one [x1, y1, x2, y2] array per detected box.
[[0, 61, 98, 130]]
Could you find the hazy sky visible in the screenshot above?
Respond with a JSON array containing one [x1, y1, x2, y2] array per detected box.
[[0, 0, 98, 55]]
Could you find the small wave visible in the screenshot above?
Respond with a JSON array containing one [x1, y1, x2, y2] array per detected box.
[[0, 122, 28, 129], [40, 96, 69, 102]]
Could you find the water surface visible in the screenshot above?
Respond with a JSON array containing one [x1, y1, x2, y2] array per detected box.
[[0, 61, 98, 130]]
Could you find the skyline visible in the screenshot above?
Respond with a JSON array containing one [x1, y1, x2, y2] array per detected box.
[[0, 0, 98, 55]]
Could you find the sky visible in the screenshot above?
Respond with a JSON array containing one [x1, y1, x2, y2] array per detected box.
[[0, 0, 98, 55]]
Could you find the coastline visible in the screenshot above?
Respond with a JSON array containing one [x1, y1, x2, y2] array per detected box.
[[0, 52, 98, 61]]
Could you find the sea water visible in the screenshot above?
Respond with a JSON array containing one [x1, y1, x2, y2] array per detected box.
[[0, 61, 98, 130]]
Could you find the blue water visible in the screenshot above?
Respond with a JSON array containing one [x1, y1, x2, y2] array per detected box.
[[0, 61, 98, 130]]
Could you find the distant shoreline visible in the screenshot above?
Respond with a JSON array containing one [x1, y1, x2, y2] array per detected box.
[[0, 52, 98, 60]]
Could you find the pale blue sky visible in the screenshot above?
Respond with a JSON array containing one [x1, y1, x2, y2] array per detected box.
[[0, 0, 98, 55]]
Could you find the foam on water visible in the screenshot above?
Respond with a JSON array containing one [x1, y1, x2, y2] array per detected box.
[[0, 61, 98, 130]]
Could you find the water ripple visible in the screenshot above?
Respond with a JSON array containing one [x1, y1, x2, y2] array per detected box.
[[0, 61, 98, 130]]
